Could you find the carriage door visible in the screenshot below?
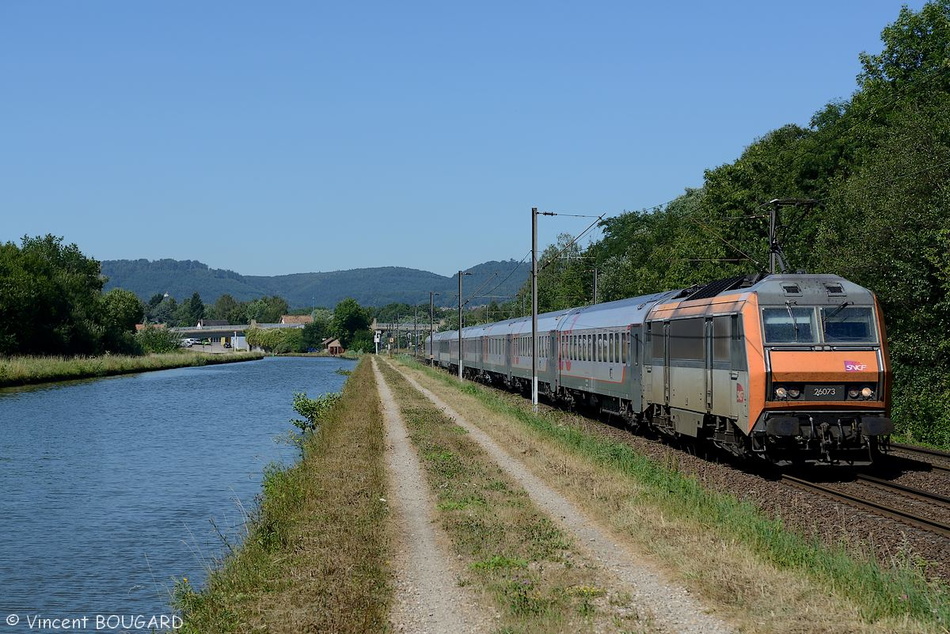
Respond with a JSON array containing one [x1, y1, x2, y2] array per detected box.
[[662, 321, 671, 405], [704, 319, 714, 411]]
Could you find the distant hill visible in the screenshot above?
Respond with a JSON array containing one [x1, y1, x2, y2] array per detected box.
[[100, 258, 530, 309]]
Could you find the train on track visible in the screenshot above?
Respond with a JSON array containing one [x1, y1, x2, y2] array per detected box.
[[426, 273, 893, 466]]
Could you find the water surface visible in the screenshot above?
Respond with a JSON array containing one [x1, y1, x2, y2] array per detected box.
[[0, 356, 355, 629]]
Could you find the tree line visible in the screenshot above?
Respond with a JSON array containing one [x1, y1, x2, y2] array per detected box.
[[0, 235, 379, 356]]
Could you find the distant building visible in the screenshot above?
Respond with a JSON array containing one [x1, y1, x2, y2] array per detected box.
[[322, 337, 344, 356]]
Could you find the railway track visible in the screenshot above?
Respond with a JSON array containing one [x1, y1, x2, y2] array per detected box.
[[887, 442, 950, 473], [782, 473, 950, 538]]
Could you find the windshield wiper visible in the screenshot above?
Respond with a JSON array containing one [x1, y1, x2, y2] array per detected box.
[[785, 301, 800, 342], [825, 300, 853, 321]]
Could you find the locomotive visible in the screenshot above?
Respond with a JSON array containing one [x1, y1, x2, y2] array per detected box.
[[426, 273, 893, 466]]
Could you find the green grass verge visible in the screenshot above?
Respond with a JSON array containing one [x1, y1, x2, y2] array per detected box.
[[174, 357, 391, 633], [0, 351, 264, 388], [403, 357, 950, 629]]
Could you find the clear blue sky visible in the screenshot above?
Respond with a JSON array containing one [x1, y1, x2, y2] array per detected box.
[[1, 1, 925, 278]]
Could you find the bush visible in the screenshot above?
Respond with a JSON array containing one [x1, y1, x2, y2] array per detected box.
[[135, 326, 182, 354], [290, 391, 341, 433]]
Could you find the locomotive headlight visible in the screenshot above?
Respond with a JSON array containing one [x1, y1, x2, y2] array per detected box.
[[861, 387, 875, 399], [848, 388, 859, 399], [787, 388, 801, 399], [775, 387, 788, 399]]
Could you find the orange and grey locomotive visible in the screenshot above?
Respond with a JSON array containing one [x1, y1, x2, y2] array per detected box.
[[428, 273, 892, 466]]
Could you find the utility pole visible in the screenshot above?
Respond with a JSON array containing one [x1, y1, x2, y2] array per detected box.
[[458, 271, 471, 380], [767, 198, 816, 275], [532, 208, 539, 411], [429, 291, 439, 361], [530, 207, 592, 411]]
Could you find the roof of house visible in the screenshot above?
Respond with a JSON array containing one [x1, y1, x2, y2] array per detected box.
[[281, 315, 314, 325]]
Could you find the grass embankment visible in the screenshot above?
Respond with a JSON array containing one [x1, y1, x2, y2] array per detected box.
[[376, 359, 653, 633], [0, 351, 264, 388], [175, 357, 390, 633], [394, 357, 950, 634]]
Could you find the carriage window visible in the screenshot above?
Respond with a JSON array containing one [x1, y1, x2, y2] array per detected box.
[[821, 306, 877, 343], [713, 316, 731, 362], [763, 307, 817, 343], [669, 318, 704, 361], [647, 323, 660, 362]]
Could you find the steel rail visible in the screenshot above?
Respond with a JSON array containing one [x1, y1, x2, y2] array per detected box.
[[782, 474, 950, 538], [887, 442, 950, 472], [890, 442, 950, 460], [855, 473, 950, 505]]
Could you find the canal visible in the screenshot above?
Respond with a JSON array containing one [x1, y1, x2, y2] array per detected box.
[[0, 355, 356, 629]]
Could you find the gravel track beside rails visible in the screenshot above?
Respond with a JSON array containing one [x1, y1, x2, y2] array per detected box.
[[383, 359, 735, 634]]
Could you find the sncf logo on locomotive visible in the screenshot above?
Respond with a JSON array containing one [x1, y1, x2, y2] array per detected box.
[[845, 361, 869, 372]]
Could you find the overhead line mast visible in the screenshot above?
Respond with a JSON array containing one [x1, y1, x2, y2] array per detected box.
[[767, 198, 817, 274]]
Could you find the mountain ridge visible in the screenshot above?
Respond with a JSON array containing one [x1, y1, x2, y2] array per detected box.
[[100, 258, 529, 309]]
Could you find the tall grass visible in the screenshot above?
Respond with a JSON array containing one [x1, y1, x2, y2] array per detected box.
[[405, 358, 950, 630], [0, 351, 263, 388], [174, 357, 391, 633]]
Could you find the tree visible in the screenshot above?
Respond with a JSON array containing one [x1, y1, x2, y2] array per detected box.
[[244, 295, 289, 324], [348, 330, 375, 353], [209, 293, 243, 324], [176, 292, 205, 327], [858, 0, 950, 98], [100, 288, 145, 353], [331, 298, 370, 348], [0, 235, 105, 355], [301, 312, 331, 351], [135, 325, 183, 353]]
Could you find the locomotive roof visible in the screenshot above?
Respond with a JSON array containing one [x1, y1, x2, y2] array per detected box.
[[428, 273, 875, 341], [744, 274, 876, 306]]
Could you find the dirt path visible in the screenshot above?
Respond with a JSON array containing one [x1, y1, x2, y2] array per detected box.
[[384, 359, 734, 634], [373, 358, 493, 633]]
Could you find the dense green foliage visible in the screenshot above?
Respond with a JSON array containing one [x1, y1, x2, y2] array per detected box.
[[135, 325, 184, 354], [331, 298, 371, 348], [0, 235, 144, 356], [290, 391, 342, 433], [102, 259, 529, 309], [245, 327, 304, 354], [503, 1, 950, 447]]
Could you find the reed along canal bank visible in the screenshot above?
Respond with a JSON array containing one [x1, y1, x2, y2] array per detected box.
[[0, 355, 354, 631], [0, 350, 264, 388]]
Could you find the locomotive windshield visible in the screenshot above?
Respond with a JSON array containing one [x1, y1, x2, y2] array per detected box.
[[763, 305, 878, 344], [820, 305, 877, 343], [763, 307, 817, 343]]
